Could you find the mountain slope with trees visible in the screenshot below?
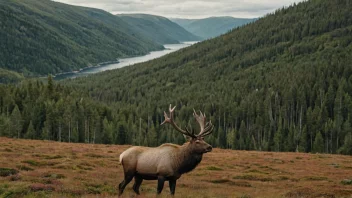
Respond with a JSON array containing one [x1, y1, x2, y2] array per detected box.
[[117, 14, 200, 44], [171, 16, 256, 39], [1, 0, 352, 155], [0, 0, 163, 76]]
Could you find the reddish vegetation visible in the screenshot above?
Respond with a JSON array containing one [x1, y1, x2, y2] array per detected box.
[[0, 137, 351, 197]]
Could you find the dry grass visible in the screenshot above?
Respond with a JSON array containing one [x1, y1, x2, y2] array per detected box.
[[0, 137, 352, 198]]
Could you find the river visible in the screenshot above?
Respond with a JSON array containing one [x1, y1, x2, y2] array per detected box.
[[54, 41, 197, 80]]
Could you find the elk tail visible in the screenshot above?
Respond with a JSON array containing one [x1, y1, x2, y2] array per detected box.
[[119, 153, 124, 165]]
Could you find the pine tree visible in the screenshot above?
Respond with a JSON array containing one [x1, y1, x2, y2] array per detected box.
[[102, 118, 113, 144], [217, 127, 226, 149], [0, 116, 11, 137], [342, 119, 351, 145], [338, 132, 352, 155], [117, 122, 126, 145], [284, 126, 295, 152], [238, 120, 246, 150], [25, 121, 35, 139], [226, 129, 236, 149], [313, 131, 324, 153], [147, 123, 158, 147], [10, 105, 22, 138], [47, 75, 54, 98], [298, 126, 307, 152], [274, 118, 283, 152]]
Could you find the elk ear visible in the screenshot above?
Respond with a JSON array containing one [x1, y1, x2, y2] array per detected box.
[[183, 135, 192, 142]]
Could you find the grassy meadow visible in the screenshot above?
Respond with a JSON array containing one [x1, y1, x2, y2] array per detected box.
[[0, 137, 351, 198]]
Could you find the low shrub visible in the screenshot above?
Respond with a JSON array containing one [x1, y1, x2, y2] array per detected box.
[[0, 168, 19, 177]]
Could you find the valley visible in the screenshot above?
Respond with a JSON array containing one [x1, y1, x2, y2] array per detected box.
[[54, 41, 197, 80], [0, 0, 197, 77]]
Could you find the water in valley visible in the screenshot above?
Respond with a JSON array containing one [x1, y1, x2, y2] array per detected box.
[[54, 41, 197, 80]]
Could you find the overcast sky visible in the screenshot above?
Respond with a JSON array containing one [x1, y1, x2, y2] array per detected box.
[[54, 0, 304, 19]]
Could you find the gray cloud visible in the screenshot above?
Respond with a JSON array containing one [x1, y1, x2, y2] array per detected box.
[[53, 0, 304, 18]]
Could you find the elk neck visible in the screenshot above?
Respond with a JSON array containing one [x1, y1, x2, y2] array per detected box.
[[176, 142, 203, 175]]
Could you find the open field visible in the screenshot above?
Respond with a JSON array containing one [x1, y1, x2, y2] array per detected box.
[[0, 137, 351, 198]]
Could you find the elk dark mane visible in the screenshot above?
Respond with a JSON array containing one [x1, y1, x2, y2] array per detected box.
[[177, 152, 203, 174]]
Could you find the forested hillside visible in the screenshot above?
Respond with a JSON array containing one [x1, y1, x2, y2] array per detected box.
[[0, 77, 120, 144], [0, 68, 24, 84], [0, 77, 183, 146], [1, 0, 352, 155], [117, 14, 200, 44], [0, 0, 163, 76], [171, 17, 256, 39]]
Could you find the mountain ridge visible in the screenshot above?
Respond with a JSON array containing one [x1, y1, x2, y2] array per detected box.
[[116, 13, 201, 44], [170, 16, 256, 39]]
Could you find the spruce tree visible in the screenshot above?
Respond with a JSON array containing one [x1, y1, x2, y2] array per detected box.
[[102, 118, 113, 144], [217, 127, 226, 149], [238, 120, 246, 150], [10, 105, 22, 138], [298, 126, 307, 152], [147, 123, 158, 147], [25, 121, 35, 139], [338, 132, 352, 155], [313, 131, 324, 153], [0, 116, 11, 137], [117, 122, 126, 145]]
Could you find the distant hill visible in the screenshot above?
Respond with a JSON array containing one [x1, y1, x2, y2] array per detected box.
[[0, 68, 24, 84], [171, 17, 256, 39], [116, 14, 201, 44], [0, 0, 163, 76]]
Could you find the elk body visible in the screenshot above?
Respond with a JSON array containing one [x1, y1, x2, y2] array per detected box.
[[118, 105, 214, 196]]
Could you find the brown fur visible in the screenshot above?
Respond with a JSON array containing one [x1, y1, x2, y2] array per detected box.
[[118, 137, 212, 195]]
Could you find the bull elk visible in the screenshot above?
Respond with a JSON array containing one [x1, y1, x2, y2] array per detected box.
[[118, 105, 214, 196]]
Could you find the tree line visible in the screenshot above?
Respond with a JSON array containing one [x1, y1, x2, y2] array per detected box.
[[0, 77, 184, 147]]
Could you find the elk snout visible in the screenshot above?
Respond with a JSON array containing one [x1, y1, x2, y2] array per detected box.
[[206, 145, 212, 152]]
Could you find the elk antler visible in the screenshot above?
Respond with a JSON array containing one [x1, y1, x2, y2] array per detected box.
[[193, 109, 214, 137], [161, 104, 196, 138]]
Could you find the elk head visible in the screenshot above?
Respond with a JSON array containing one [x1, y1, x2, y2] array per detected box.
[[161, 104, 214, 154]]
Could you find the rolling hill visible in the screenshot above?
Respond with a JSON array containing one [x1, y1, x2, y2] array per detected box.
[[171, 16, 256, 39], [117, 14, 201, 44], [62, 0, 352, 154], [0, 0, 163, 76]]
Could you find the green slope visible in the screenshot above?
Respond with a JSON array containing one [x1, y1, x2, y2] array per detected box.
[[117, 14, 201, 44], [0, 0, 163, 76], [64, 0, 352, 153], [171, 16, 256, 39], [0, 69, 24, 84]]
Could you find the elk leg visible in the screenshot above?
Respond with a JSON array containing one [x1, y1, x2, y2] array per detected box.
[[169, 179, 177, 195], [157, 176, 165, 194], [118, 175, 133, 196], [133, 176, 143, 195]]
